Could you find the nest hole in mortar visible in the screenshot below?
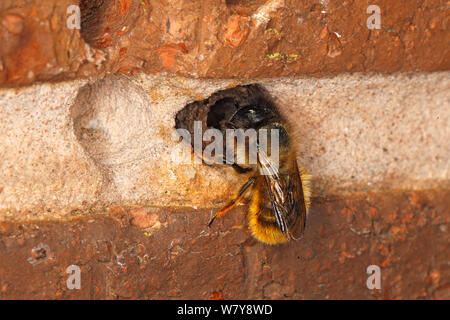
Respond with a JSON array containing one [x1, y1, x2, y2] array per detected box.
[[174, 83, 284, 167]]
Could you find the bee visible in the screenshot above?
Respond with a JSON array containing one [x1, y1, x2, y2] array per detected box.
[[175, 84, 311, 244]]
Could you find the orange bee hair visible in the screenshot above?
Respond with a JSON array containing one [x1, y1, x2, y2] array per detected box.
[[247, 167, 311, 245]]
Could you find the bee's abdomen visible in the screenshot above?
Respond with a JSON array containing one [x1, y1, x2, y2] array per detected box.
[[247, 180, 288, 244]]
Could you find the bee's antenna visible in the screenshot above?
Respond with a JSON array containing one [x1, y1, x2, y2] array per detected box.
[[207, 214, 217, 227], [208, 209, 220, 227]]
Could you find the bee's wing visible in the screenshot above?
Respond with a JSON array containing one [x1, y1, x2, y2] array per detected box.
[[257, 147, 307, 240]]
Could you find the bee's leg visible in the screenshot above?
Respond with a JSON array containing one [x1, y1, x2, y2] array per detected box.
[[208, 176, 256, 227], [190, 144, 225, 166], [222, 121, 237, 129], [191, 143, 247, 169], [232, 164, 253, 174], [190, 144, 196, 163]]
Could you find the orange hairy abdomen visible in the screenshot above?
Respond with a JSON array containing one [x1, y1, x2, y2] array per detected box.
[[247, 178, 288, 245]]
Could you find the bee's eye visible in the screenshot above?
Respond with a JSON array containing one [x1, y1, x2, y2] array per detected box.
[[241, 107, 269, 125]]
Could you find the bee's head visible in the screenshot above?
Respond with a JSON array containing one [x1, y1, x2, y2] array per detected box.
[[229, 105, 280, 129], [204, 84, 284, 137]]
